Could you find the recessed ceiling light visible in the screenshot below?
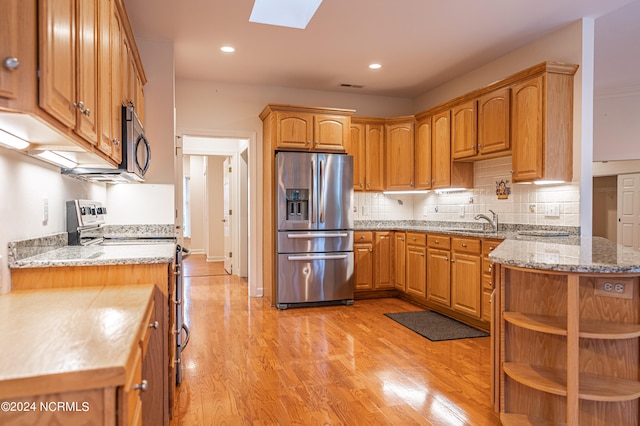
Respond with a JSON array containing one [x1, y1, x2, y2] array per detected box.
[[221, 46, 235, 53], [369, 63, 382, 70]]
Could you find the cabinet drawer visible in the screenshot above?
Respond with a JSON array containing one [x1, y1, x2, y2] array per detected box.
[[427, 235, 450, 249], [482, 239, 503, 256], [452, 237, 481, 253], [406, 232, 426, 246], [125, 348, 143, 426], [355, 231, 373, 243], [482, 274, 494, 290], [483, 259, 494, 277]]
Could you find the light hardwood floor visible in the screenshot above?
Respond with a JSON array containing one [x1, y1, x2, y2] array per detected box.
[[171, 255, 501, 425]]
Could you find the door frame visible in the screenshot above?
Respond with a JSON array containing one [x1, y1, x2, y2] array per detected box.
[[176, 128, 261, 297]]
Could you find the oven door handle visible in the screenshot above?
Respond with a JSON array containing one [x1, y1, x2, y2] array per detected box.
[[179, 324, 190, 350], [287, 233, 348, 239], [287, 254, 348, 261], [181, 246, 191, 259]]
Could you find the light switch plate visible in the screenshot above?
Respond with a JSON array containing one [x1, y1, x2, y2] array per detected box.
[[544, 203, 560, 217]]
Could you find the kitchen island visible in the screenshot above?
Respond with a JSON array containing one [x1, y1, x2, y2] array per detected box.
[[489, 237, 640, 426], [0, 285, 156, 425]]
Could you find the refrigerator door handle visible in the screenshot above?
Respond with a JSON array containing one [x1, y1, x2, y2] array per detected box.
[[287, 254, 349, 261], [287, 233, 349, 239], [319, 159, 325, 223], [311, 158, 316, 223]]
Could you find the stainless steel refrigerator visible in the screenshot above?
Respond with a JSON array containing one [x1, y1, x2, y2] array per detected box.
[[276, 152, 354, 309]]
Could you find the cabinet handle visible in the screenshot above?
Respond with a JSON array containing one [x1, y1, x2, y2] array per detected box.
[[477, 144, 483, 148], [420, 253, 425, 257], [451, 259, 455, 263], [74, 101, 85, 110], [134, 379, 148, 392], [510, 170, 514, 174], [306, 140, 310, 145], [435, 240, 439, 244], [3, 57, 19, 70], [149, 321, 159, 329], [360, 235, 366, 239], [83, 108, 91, 117], [112, 138, 120, 147], [315, 141, 319, 145], [489, 265, 493, 272], [462, 243, 467, 247], [444, 257, 448, 261], [412, 237, 416, 241], [369, 249, 373, 252]]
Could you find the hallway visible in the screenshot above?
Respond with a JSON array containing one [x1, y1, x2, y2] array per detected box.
[[170, 255, 500, 425]]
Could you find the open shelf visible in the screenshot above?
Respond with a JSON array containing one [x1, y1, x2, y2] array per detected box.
[[504, 312, 640, 340], [504, 362, 640, 402]]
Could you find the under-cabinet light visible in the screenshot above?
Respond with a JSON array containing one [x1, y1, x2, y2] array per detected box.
[[533, 180, 565, 185], [383, 190, 430, 195], [29, 150, 78, 169], [0, 128, 29, 150], [435, 188, 467, 194]]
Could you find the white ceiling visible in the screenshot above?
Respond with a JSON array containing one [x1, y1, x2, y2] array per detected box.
[[124, 0, 640, 98]]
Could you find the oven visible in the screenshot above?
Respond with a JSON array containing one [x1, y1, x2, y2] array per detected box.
[[175, 244, 191, 385]]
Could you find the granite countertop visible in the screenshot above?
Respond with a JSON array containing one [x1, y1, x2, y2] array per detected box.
[[0, 285, 154, 399], [489, 237, 640, 273]]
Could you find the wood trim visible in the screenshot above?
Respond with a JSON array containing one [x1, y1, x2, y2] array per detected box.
[[113, 0, 146, 84], [259, 104, 355, 120]]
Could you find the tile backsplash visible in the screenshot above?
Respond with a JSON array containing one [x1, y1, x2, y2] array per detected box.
[[353, 157, 580, 227]]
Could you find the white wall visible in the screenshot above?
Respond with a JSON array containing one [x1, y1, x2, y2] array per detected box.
[[106, 184, 174, 224], [594, 91, 640, 161], [188, 156, 206, 253], [0, 148, 106, 293]]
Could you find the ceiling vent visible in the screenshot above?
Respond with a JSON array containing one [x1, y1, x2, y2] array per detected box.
[[339, 83, 364, 89]]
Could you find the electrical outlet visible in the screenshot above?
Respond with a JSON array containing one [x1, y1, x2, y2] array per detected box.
[[458, 205, 464, 217], [544, 203, 560, 217], [42, 197, 49, 223], [595, 278, 634, 299]]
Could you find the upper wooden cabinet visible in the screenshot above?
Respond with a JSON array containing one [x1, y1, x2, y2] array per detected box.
[[477, 87, 510, 156], [262, 105, 352, 152], [39, 0, 98, 145], [451, 101, 477, 159], [0, 0, 145, 167], [0, 0, 20, 100], [350, 117, 384, 191], [415, 116, 432, 189], [511, 65, 577, 183], [385, 117, 415, 190]]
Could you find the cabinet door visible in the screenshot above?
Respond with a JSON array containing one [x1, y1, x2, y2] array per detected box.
[[511, 75, 544, 181], [478, 87, 510, 155], [415, 116, 432, 189], [385, 121, 415, 190], [110, 6, 124, 163], [451, 101, 476, 159], [39, 0, 76, 129], [374, 232, 394, 289], [365, 123, 385, 191], [97, 0, 114, 156], [349, 123, 366, 191], [354, 243, 373, 291], [431, 110, 451, 188], [0, 0, 19, 99], [406, 245, 426, 297], [426, 248, 451, 306], [314, 114, 348, 152], [451, 252, 482, 318], [394, 232, 406, 291], [75, 0, 98, 144], [276, 112, 313, 150]]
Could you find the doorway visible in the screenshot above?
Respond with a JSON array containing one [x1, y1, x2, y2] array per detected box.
[[180, 136, 250, 278]]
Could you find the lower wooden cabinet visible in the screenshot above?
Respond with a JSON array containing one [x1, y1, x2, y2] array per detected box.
[[426, 235, 451, 306], [405, 233, 427, 298], [354, 231, 395, 292], [451, 237, 482, 319], [394, 232, 406, 291], [482, 239, 502, 323]]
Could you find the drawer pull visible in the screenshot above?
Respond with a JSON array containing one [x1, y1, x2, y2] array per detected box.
[[413, 237, 417, 241], [435, 240, 439, 244], [3, 57, 19, 70], [134, 379, 148, 392], [489, 246, 495, 251], [149, 321, 159, 329], [462, 243, 467, 247]]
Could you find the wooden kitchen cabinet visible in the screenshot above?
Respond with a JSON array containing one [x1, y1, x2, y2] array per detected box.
[[354, 231, 374, 291], [477, 87, 510, 157], [350, 118, 385, 191], [414, 116, 432, 189], [374, 231, 394, 289], [39, 0, 98, 145], [451, 100, 477, 159], [267, 106, 351, 152], [511, 64, 577, 183], [451, 237, 482, 319], [385, 116, 415, 190], [426, 235, 451, 306], [424, 109, 474, 189], [0, 0, 20, 100], [394, 232, 406, 291], [481, 238, 502, 323], [406, 232, 427, 298]]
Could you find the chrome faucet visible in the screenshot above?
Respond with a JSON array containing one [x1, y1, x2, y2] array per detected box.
[[474, 210, 498, 233]]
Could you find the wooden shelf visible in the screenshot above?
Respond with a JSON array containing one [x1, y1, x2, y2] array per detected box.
[[504, 362, 640, 402], [504, 312, 640, 339], [501, 412, 566, 426]]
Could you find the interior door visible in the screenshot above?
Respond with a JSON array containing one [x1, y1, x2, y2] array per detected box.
[[174, 135, 184, 245], [617, 173, 640, 251], [223, 157, 232, 274]]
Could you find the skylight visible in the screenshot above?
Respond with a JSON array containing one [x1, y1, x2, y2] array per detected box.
[[249, 0, 323, 29]]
